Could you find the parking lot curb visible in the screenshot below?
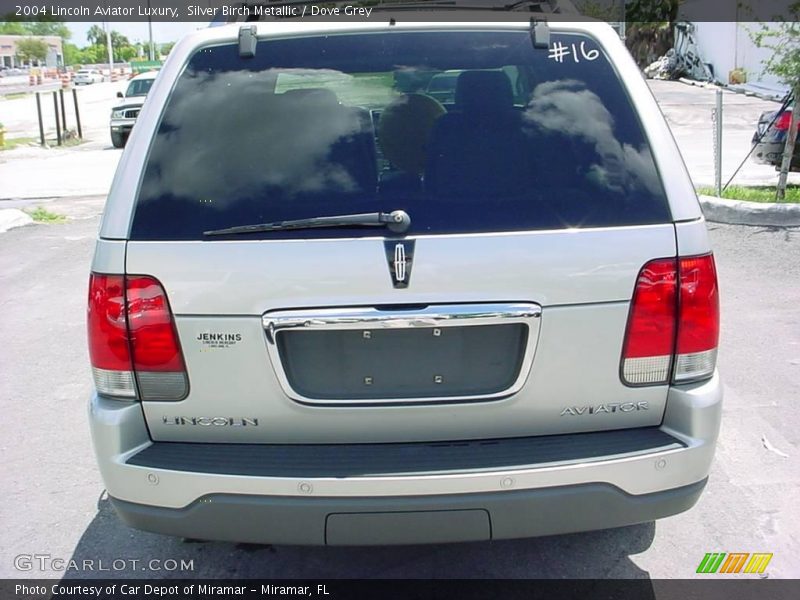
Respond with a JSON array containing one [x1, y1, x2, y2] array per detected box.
[[0, 208, 33, 232], [699, 194, 800, 227]]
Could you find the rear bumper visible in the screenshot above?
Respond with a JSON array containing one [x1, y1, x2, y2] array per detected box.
[[752, 141, 800, 168], [110, 478, 707, 546], [89, 373, 722, 544]]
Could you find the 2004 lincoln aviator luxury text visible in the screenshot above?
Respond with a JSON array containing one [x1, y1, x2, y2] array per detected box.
[[87, 18, 721, 545]]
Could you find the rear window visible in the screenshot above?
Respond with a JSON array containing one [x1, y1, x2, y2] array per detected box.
[[130, 30, 671, 241]]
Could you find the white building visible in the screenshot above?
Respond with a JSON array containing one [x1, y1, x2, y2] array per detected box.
[[691, 21, 789, 97], [0, 35, 64, 69]]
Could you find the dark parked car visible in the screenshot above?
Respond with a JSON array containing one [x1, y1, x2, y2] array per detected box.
[[752, 107, 800, 171]]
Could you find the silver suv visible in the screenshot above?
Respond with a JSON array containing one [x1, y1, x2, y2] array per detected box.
[[88, 19, 721, 546]]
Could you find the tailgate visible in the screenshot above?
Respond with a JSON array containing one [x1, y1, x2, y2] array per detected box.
[[129, 224, 676, 443]]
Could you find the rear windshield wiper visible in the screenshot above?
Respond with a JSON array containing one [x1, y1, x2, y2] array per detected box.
[[203, 209, 411, 236]]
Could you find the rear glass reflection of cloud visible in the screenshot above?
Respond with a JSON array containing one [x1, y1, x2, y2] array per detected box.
[[142, 69, 369, 206], [523, 79, 662, 196]]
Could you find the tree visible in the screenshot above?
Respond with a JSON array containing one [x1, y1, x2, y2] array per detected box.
[[625, 0, 680, 23], [84, 27, 138, 62], [573, 0, 620, 20], [0, 21, 27, 35], [15, 37, 48, 65], [24, 21, 70, 40], [118, 45, 138, 62], [86, 24, 106, 47], [622, 1, 682, 70], [110, 31, 130, 50], [81, 44, 108, 65], [0, 20, 70, 39], [63, 42, 82, 66], [752, 14, 800, 201], [110, 32, 135, 62], [160, 42, 176, 57]]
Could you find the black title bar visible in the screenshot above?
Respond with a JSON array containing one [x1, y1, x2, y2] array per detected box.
[[0, 0, 797, 23], [3, 579, 800, 600]]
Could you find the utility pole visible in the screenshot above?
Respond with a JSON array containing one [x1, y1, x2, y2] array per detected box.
[[148, 0, 155, 61], [104, 20, 114, 78], [776, 85, 800, 202]]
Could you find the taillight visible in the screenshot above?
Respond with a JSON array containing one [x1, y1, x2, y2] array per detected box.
[[87, 274, 136, 397], [621, 254, 719, 386], [87, 274, 187, 400], [774, 111, 793, 131], [673, 255, 719, 382], [621, 258, 678, 384]]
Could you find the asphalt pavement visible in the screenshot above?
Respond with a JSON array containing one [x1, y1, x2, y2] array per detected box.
[[0, 81, 126, 200], [650, 80, 799, 188], [0, 209, 797, 579]]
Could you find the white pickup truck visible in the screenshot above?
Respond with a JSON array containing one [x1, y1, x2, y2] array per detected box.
[[109, 71, 157, 148]]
